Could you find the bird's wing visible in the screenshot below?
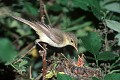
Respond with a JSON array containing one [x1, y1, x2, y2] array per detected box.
[[49, 28, 64, 44], [11, 16, 49, 35], [36, 22, 64, 44]]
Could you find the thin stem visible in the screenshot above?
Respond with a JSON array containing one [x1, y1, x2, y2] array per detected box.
[[42, 48, 47, 80], [40, 0, 45, 23], [29, 66, 32, 79], [94, 55, 99, 67], [95, 60, 99, 68], [110, 69, 120, 73], [37, 42, 47, 80], [105, 29, 109, 51], [13, 45, 35, 64], [103, 19, 109, 51], [10, 64, 19, 71], [44, 5, 51, 25], [110, 57, 120, 70], [61, 53, 72, 64]]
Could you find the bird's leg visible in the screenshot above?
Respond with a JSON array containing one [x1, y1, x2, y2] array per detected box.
[[35, 39, 47, 80], [35, 39, 46, 51]]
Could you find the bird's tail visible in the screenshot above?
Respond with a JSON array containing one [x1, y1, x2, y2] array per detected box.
[[11, 15, 39, 32]]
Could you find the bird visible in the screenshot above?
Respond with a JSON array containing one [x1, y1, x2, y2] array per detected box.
[[11, 15, 78, 51]]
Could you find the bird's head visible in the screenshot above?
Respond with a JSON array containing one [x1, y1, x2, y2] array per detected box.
[[65, 32, 78, 52]]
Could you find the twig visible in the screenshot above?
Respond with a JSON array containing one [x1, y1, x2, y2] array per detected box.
[[38, 44, 47, 80], [61, 53, 72, 64], [110, 57, 120, 70], [36, 40, 47, 80], [42, 44, 47, 80], [40, 0, 45, 23], [39, 0, 48, 80], [52, 13, 63, 27], [35, 74, 42, 80], [13, 43, 34, 64], [29, 65, 32, 79], [44, 5, 51, 25], [103, 19, 109, 51]]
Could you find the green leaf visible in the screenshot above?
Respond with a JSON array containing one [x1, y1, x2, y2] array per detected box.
[[97, 51, 118, 61], [92, 77, 100, 80], [0, 38, 17, 63], [57, 0, 68, 5], [76, 30, 88, 37], [104, 73, 120, 80], [105, 19, 120, 33], [91, 6, 102, 20], [88, 0, 100, 9], [72, 0, 89, 11], [91, 0, 103, 20], [103, 2, 120, 13], [64, 22, 92, 31], [19, 60, 28, 68], [73, 0, 103, 19], [57, 73, 76, 80], [89, 0, 102, 20], [23, 2, 38, 15], [115, 33, 120, 46], [47, 4, 62, 12], [81, 32, 102, 56]]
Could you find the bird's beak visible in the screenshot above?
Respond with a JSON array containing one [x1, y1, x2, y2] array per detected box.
[[73, 46, 78, 52]]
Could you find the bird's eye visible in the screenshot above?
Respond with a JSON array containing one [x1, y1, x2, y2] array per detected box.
[[71, 39, 74, 43]]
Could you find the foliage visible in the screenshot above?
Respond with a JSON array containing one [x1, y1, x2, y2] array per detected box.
[[0, 38, 17, 63], [57, 73, 76, 80], [0, 0, 120, 80]]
